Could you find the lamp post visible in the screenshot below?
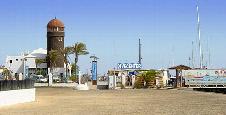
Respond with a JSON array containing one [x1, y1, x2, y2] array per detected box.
[[23, 57, 27, 80]]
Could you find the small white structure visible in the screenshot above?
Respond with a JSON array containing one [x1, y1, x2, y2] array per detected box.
[[108, 76, 115, 89], [48, 72, 53, 86], [74, 71, 89, 90], [121, 74, 126, 87], [131, 75, 136, 87], [162, 70, 169, 87]]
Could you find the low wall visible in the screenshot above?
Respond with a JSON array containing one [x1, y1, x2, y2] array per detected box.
[[0, 79, 35, 91], [35, 83, 77, 87], [0, 88, 35, 106]]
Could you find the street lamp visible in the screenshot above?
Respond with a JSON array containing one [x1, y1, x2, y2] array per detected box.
[[90, 55, 99, 61]]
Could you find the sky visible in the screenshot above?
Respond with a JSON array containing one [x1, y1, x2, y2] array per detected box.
[[0, 0, 226, 74]]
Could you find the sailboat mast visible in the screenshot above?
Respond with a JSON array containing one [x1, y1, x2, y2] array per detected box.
[[197, 0, 203, 68], [192, 41, 195, 68]]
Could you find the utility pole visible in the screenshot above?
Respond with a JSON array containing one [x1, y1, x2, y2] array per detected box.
[[138, 38, 142, 64]]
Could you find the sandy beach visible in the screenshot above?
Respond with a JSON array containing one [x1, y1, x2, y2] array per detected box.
[[0, 88, 226, 115]]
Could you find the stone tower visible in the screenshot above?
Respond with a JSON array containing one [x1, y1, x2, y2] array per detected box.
[[47, 18, 64, 68]]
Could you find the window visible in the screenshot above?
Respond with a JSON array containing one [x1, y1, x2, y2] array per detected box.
[[10, 60, 12, 63], [16, 59, 18, 61], [58, 37, 63, 42]]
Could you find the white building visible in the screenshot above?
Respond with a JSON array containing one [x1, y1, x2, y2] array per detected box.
[[5, 48, 47, 78], [5, 48, 72, 80]]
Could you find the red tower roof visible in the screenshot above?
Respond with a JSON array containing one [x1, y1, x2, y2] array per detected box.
[[47, 18, 64, 28]]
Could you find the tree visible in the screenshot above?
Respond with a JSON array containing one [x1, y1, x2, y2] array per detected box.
[[60, 47, 72, 80], [47, 50, 59, 71], [71, 63, 79, 76], [135, 70, 159, 88], [70, 63, 79, 82], [35, 58, 46, 75], [47, 50, 59, 86], [2, 68, 12, 80], [71, 42, 89, 77], [144, 70, 158, 83]]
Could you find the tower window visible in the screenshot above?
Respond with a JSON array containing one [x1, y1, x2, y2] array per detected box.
[[10, 60, 12, 63], [58, 37, 63, 42], [16, 59, 18, 61]]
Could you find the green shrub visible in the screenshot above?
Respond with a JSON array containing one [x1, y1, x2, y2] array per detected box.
[[69, 75, 77, 82], [133, 81, 142, 89], [120, 83, 125, 89]]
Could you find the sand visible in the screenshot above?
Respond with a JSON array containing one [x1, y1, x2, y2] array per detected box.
[[0, 88, 226, 115]]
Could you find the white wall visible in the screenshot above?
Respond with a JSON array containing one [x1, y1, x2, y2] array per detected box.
[[0, 88, 35, 106], [25, 57, 47, 69], [5, 56, 24, 74], [162, 70, 169, 86]]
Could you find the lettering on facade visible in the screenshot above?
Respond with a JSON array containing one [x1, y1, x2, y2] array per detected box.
[[117, 63, 142, 69]]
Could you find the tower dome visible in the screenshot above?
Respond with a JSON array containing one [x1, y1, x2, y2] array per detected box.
[[47, 18, 64, 28]]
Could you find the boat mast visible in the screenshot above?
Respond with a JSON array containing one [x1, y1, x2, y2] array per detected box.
[[197, 0, 203, 68]]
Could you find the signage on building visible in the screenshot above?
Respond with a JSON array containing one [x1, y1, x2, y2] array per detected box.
[[182, 69, 226, 86], [183, 69, 226, 78], [92, 61, 97, 81], [117, 63, 142, 69]]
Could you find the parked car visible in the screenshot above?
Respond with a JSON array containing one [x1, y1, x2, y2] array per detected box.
[[31, 74, 48, 83], [53, 76, 61, 83], [39, 77, 48, 83]]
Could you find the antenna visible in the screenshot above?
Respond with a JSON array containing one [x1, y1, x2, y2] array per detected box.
[[197, 0, 203, 68], [138, 38, 142, 64]]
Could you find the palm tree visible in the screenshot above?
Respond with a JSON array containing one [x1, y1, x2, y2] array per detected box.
[[60, 47, 72, 81], [2, 68, 12, 80], [47, 50, 59, 72], [71, 42, 89, 78], [47, 50, 59, 86]]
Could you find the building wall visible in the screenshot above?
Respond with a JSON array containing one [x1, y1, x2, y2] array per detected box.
[[5, 56, 24, 75], [162, 70, 169, 86], [25, 57, 47, 69]]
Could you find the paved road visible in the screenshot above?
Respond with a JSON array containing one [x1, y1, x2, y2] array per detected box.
[[0, 88, 226, 115]]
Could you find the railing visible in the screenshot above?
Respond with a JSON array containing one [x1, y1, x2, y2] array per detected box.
[[0, 79, 35, 91]]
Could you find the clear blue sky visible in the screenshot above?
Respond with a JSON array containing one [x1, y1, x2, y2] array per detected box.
[[0, 0, 226, 74]]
